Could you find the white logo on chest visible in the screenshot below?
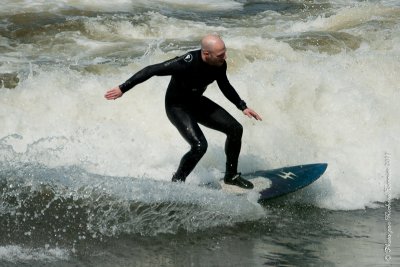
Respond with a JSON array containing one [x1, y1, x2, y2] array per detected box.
[[184, 54, 193, 62]]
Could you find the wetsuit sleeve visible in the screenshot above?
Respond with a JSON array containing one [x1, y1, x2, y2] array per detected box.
[[216, 66, 248, 111], [119, 56, 187, 93]]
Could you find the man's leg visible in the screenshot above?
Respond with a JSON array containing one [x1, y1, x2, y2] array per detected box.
[[166, 106, 208, 182], [195, 97, 253, 189]]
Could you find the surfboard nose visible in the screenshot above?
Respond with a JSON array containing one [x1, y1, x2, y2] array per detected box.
[[243, 163, 329, 201], [315, 163, 328, 173]]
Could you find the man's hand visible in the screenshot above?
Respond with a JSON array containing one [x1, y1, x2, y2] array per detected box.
[[243, 108, 262, 121], [104, 86, 123, 100]]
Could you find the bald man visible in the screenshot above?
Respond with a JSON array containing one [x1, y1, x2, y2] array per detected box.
[[105, 35, 261, 189]]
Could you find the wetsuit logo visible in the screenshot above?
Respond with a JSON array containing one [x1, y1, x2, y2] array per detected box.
[[183, 54, 193, 63]]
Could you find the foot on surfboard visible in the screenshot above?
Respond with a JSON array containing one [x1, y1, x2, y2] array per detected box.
[[224, 173, 254, 189]]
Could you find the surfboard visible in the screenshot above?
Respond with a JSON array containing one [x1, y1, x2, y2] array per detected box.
[[219, 163, 328, 201]]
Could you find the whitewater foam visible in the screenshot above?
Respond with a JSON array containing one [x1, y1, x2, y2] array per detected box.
[[0, 162, 266, 238], [0, 0, 242, 16], [0, 245, 69, 263]]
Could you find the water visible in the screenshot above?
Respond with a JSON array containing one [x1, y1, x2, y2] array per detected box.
[[0, 0, 399, 266]]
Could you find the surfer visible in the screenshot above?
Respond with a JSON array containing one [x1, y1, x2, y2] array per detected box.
[[104, 34, 262, 189]]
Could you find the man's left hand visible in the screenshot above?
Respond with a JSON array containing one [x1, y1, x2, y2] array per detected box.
[[243, 108, 262, 121]]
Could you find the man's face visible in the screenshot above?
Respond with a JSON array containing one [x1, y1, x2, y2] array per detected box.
[[204, 43, 227, 66]]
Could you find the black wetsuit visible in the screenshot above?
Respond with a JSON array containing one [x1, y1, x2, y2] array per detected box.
[[119, 49, 248, 181]]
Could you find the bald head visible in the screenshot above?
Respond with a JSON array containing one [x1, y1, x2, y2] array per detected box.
[[201, 34, 227, 66], [201, 34, 225, 52]]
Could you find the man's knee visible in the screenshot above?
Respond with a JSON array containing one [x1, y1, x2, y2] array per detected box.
[[192, 139, 208, 157], [230, 123, 243, 138]]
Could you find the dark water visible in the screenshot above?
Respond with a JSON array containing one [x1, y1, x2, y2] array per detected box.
[[70, 201, 399, 267], [1, 0, 400, 266]]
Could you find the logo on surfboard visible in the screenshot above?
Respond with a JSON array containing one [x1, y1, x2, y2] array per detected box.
[[277, 171, 297, 180]]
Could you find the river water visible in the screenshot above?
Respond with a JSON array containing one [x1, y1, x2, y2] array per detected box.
[[0, 0, 399, 266]]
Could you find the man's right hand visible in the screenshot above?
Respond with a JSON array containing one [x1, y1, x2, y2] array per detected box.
[[104, 86, 123, 100]]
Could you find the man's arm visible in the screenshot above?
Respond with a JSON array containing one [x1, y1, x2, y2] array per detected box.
[[216, 70, 246, 110], [118, 63, 173, 93], [104, 54, 189, 100], [217, 69, 262, 121]]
